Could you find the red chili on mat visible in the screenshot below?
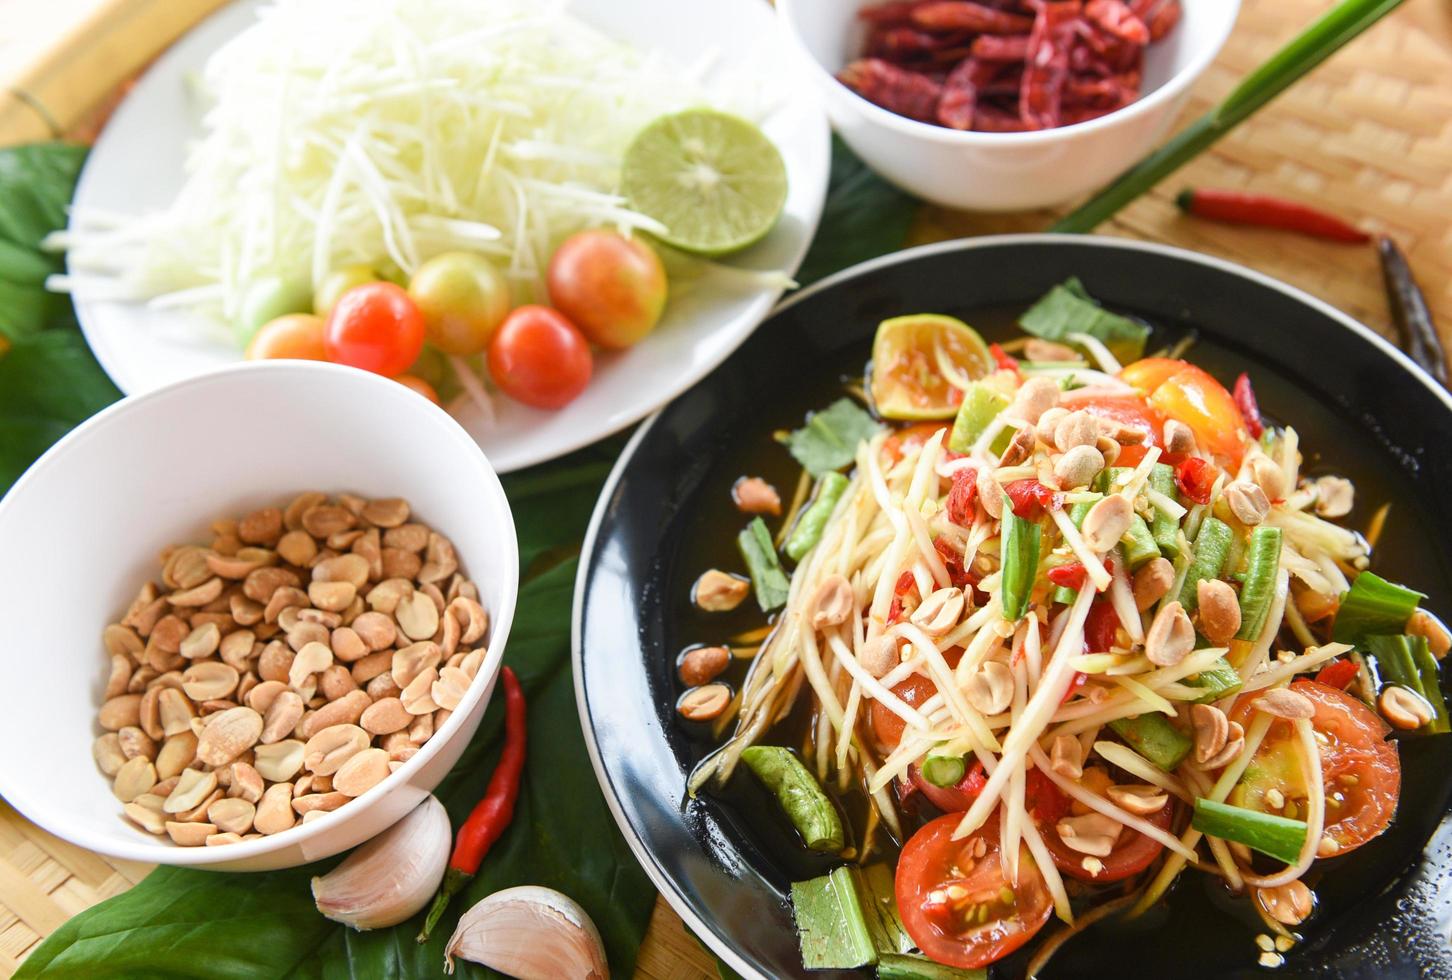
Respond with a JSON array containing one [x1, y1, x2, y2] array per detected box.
[[1176, 188, 1371, 244], [841, 0, 1179, 133], [417, 665, 527, 942]]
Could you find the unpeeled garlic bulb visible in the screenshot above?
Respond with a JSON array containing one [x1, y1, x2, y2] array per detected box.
[[444, 885, 608, 978], [311, 794, 450, 930]]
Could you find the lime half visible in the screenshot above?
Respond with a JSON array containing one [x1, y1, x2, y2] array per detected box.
[[871, 314, 994, 420], [622, 109, 787, 257]]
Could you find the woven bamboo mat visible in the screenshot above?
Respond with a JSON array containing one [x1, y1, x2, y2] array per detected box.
[[1, 0, 1450, 976]]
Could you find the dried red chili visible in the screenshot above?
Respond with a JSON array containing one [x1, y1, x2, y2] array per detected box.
[[417, 665, 527, 942], [912, 1, 1034, 34], [838, 58, 944, 122], [970, 33, 1029, 61], [1020, 1, 1079, 130], [1175, 456, 1217, 505], [1232, 372, 1265, 439], [1176, 187, 1371, 244], [1085, 0, 1149, 44], [938, 58, 997, 129]]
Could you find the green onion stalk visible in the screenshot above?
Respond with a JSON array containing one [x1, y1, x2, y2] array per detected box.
[[1053, 0, 1409, 234]]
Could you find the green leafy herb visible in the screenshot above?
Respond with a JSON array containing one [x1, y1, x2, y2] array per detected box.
[[1334, 571, 1424, 645], [785, 398, 881, 478], [1019, 277, 1150, 364], [738, 517, 791, 611]]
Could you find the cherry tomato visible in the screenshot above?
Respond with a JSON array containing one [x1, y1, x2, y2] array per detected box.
[[1120, 358, 1246, 465], [245, 314, 328, 361], [911, 760, 988, 812], [393, 374, 441, 405], [988, 343, 1020, 375], [313, 265, 378, 318], [1226, 679, 1399, 854], [1074, 393, 1163, 448], [1004, 479, 1061, 518], [896, 813, 1053, 969], [1175, 456, 1218, 505], [487, 305, 593, 409], [236, 274, 310, 347], [946, 469, 979, 527], [547, 230, 667, 349], [408, 252, 512, 356], [324, 283, 426, 376], [1040, 787, 1173, 883], [883, 422, 950, 464], [872, 673, 936, 751], [1025, 769, 1070, 824]]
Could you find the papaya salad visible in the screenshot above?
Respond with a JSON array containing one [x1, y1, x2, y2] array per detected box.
[[681, 278, 1451, 976]]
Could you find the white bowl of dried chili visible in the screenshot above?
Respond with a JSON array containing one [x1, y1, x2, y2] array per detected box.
[[777, 0, 1239, 211]]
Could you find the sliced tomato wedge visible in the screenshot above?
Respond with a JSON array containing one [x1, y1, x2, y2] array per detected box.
[[1120, 358, 1247, 465], [1226, 679, 1400, 854], [1040, 794, 1173, 883], [872, 673, 936, 751], [896, 813, 1053, 969], [1074, 393, 1163, 448], [883, 421, 951, 464]]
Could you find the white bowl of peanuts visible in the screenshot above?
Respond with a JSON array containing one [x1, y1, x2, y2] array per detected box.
[[777, 0, 1239, 211], [0, 361, 517, 871]]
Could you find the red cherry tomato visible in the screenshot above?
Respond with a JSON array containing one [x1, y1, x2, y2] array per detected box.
[[393, 374, 441, 405], [1025, 768, 1070, 824], [872, 673, 936, 751], [547, 230, 668, 349], [1041, 794, 1174, 883], [911, 760, 988, 812], [1004, 480, 1061, 518], [896, 814, 1053, 969], [1226, 679, 1400, 854], [324, 282, 425, 376], [1085, 599, 1122, 654], [988, 343, 1020, 375], [246, 314, 328, 361], [1121, 358, 1246, 465], [486, 305, 593, 409]]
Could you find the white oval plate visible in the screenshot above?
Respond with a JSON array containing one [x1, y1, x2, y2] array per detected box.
[[69, 0, 830, 473]]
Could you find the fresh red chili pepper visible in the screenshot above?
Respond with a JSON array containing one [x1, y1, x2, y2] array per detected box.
[[417, 666, 527, 943], [1175, 456, 1216, 505], [887, 570, 919, 624], [1232, 372, 1265, 439], [1175, 188, 1370, 244], [946, 468, 979, 526], [1059, 670, 1088, 705], [988, 342, 1020, 375], [1315, 659, 1360, 691], [1005, 479, 1062, 518]]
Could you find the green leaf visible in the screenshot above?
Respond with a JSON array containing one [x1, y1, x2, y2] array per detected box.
[[0, 331, 121, 491], [796, 137, 918, 287], [0, 142, 87, 340], [1019, 276, 1149, 363], [785, 398, 882, 477]]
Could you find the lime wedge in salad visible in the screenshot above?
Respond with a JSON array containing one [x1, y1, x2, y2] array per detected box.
[[621, 109, 787, 257], [870, 314, 995, 421]]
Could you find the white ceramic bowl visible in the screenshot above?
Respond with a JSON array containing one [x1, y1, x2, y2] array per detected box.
[[777, 0, 1239, 210], [0, 362, 518, 871]]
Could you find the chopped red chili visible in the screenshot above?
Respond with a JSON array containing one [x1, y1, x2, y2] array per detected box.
[[1233, 372, 1265, 439], [1315, 659, 1360, 691], [1175, 456, 1217, 505], [1005, 479, 1062, 518], [946, 468, 979, 526], [989, 342, 1020, 375]]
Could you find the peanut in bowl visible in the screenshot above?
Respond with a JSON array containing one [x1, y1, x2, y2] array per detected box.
[[0, 362, 518, 871]]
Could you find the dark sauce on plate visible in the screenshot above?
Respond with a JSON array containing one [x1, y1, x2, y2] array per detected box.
[[664, 305, 1452, 977]]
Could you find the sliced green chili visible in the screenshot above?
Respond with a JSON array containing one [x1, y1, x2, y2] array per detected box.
[[737, 517, 790, 612], [741, 745, 844, 852], [785, 472, 849, 561], [1235, 526, 1283, 640]]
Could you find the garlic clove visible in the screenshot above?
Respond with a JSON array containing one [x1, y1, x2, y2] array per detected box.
[[444, 885, 609, 979], [311, 794, 450, 930]]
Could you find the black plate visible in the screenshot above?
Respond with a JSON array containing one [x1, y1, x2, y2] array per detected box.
[[573, 236, 1452, 979]]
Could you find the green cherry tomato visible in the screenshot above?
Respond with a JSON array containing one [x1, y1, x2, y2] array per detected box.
[[407, 252, 512, 356], [314, 264, 379, 318], [546, 230, 667, 349], [235, 274, 312, 348], [487, 305, 592, 409], [324, 282, 426, 376]]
